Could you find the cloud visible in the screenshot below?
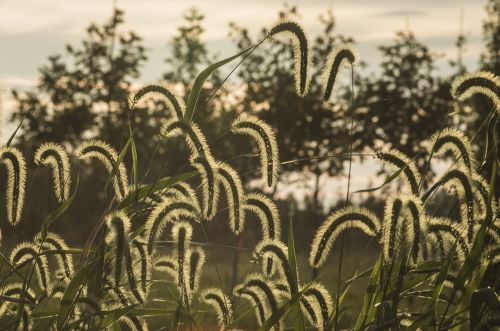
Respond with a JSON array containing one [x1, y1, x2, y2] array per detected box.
[[377, 9, 427, 17]]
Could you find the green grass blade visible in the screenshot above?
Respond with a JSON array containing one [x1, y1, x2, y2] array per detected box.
[[40, 175, 79, 241], [96, 304, 138, 329], [184, 46, 254, 123], [117, 171, 197, 209], [104, 136, 131, 191], [355, 254, 382, 330], [287, 216, 305, 331], [56, 262, 95, 330], [129, 125, 138, 187]]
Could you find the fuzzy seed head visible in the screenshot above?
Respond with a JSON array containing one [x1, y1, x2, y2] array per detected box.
[[216, 161, 245, 234], [190, 155, 219, 220], [310, 206, 380, 268], [322, 44, 359, 101], [429, 128, 476, 171], [160, 118, 212, 158], [34, 142, 71, 202], [200, 288, 233, 330], [376, 149, 421, 196], [232, 115, 279, 188], [451, 71, 500, 112], [77, 140, 129, 201], [0, 146, 26, 225], [129, 83, 185, 120], [268, 20, 311, 97]]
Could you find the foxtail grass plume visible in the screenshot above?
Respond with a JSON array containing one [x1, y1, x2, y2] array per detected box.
[[145, 195, 200, 254], [34, 142, 71, 202], [472, 173, 496, 223], [239, 273, 284, 331], [301, 282, 333, 331], [190, 155, 219, 220], [451, 71, 500, 112], [382, 196, 417, 262], [184, 246, 205, 301], [268, 20, 311, 97], [105, 211, 132, 287], [200, 288, 233, 331], [429, 128, 475, 171], [232, 115, 279, 188], [77, 140, 129, 201], [401, 195, 427, 263], [309, 206, 380, 268], [427, 217, 469, 262], [244, 193, 281, 240], [255, 240, 295, 291], [216, 161, 245, 234], [376, 149, 421, 195], [322, 44, 358, 101], [35, 232, 74, 280], [153, 255, 177, 279], [131, 238, 151, 296], [163, 182, 201, 212], [118, 315, 150, 331], [129, 83, 185, 120], [105, 211, 144, 303], [233, 285, 267, 327], [0, 146, 26, 225], [244, 193, 281, 275], [425, 167, 475, 243], [172, 222, 193, 298], [0, 283, 36, 330], [10, 242, 51, 293], [161, 118, 212, 158]]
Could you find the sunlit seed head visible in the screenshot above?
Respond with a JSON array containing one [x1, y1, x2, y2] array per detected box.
[[190, 155, 220, 220], [268, 20, 311, 97], [376, 148, 421, 195], [429, 128, 475, 171], [183, 246, 205, 302], [322, 44, 359, 102], [77, 140, 129, 201], [244, 192, 281, 239], [34, 142, 71, 202], [34, 232, 74, 280], [427, 217, 469, 262], [302, 282, 333, 331], [145, 196, 199, 254], [255, 239, 294, 291], [216, 161, 245, 234], [160, 119, 212, 158], [451, 71, 500, 112], [129, 83, 185, 120], [232, 115, 279, 188], [0, 146, 26, 225], [154, 255, 177, 279], [433, 167, 475, 243], [200, 288, 233, 330], [10, 242, 52, 293], [310, 206, 380, 268]]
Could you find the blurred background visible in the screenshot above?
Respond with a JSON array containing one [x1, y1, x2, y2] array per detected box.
[[0, 1, 498, 323]]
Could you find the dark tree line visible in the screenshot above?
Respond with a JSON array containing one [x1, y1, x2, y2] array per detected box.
[[3, 2, 498, 245]]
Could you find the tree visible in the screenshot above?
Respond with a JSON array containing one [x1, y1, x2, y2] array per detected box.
[[164, 7, 218, 86], [480, 0, 500, 73], [11, 9, 147, 150], [355, 31, 452, 172]]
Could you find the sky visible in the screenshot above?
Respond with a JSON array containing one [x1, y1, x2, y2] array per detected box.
[[0, 0, 488, 89], [0, 0, 482, 204]]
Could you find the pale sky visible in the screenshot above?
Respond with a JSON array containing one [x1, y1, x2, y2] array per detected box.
[[0, 0, 483, 205], [0, 0, 488, 88]]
